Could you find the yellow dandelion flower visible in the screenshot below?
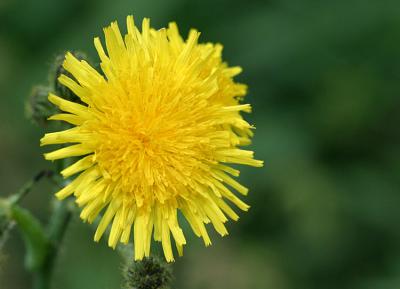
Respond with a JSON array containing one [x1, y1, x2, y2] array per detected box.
[[41, 16, 263, 262]]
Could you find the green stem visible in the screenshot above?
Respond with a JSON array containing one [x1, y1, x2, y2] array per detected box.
[[4, 170, 72, 289], [31, 136, 73, 289], [33, 269, 51, 289], [8, 190, 72, 289], [9, 170, 53, 205], [33, 201, 71, 289], [10, 204, 48, 271]]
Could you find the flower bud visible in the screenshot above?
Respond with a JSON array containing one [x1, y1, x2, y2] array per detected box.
[[25, 85, 57, 126], [123, 257, 172, 289]]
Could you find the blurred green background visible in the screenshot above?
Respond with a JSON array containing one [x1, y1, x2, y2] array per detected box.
[[1, 0, 400, 288]]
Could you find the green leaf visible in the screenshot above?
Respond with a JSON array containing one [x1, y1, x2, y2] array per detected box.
[[10, 205, 49, 271]]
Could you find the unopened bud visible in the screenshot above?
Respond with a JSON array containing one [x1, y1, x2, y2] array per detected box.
[[25, 85, 56, 126], [123, 257, 172, 289]]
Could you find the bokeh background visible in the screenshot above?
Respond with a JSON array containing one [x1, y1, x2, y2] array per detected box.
[[1, 0, 400, 288]]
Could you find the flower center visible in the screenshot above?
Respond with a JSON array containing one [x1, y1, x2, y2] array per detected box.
[[136, 131, 150, 145]]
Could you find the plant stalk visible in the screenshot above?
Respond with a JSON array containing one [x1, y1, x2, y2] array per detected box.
[[33, 200, 71, 289]]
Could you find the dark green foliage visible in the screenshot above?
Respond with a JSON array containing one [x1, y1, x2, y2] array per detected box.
[[123, 257, 173, 289]]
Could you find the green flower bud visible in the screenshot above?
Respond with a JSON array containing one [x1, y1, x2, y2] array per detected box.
[[25, 85, 56, 126], [123, 257, 173, 289]]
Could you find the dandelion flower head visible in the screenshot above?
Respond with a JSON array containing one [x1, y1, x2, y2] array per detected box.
[[41, 16, 263, 261]]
